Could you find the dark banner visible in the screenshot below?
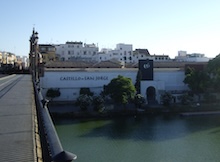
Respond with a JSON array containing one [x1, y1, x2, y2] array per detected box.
[[139, 59, 153, 80]]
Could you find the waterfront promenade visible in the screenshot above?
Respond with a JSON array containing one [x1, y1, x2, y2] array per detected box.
[[0, 75, 41, 161]]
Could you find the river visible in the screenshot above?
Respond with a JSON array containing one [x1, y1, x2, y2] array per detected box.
[[54, 114, 220, 162]]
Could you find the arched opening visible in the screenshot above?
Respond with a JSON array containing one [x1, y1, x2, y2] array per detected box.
[[146, 86, 157, 104]]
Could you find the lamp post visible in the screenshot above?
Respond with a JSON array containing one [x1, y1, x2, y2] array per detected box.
[[34, 31, 39, 81], [29, 29, 39, 81]]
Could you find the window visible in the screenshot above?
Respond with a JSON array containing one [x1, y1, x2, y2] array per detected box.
[[40, 47, 46, 51], [48, 47, 54, 52]]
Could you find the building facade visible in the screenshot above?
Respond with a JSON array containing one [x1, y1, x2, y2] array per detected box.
[[55, 42, 99, 62], [40, 60, 189, 104], [39, 44, 57, 64], [55, 42, 172, 64], [175, 51, 210, 62]]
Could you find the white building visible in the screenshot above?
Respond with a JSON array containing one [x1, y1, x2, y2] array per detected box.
[[97, 43, 133, 63], [40, 60, 189, 104], [55, 42, 99, 62], [22, 56, 29, 69], [0, 52, 17, 65], [175, 51, 210, 62], [98, 44, 171, 64], [55, 42, 210, 64]]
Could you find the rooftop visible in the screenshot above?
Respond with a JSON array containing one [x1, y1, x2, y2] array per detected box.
[[45, 60, 208, 69]]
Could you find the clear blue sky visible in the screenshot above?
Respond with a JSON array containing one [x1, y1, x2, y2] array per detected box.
[[1, 0, 220, 58]]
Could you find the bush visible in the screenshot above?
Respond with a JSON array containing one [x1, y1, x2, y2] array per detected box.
[[133, 94, 145, 108], [178, 94, 193, 105], [46, 88, 61, 100], [75, 94, 92, 111], [92, 96, 105, 112], [160, 92, 173, 106]]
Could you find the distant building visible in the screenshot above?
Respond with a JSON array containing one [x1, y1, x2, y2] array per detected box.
[[97, 43, 133, 63], [21, 56, 29, 69], [175, 51, 210, 62], [55, 42, 99, 62], [97, 44, 171, 64], [54, 42, 210, 64], [0, 52, 2, 65], [0, 52, 17, 65], [39, 44, 57, 64]]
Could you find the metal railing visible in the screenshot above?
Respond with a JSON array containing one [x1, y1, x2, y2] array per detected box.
[[33, 79, 77, 162]]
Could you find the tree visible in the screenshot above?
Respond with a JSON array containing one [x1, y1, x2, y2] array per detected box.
[[133, 94, 145, 109], [184, 67, 209, 100], [92, 96, 105, 112], [178, 93, 193, 105], [207, 54, 220, 92], [46, 88, 61, 101], [135, 70, 142, 94], [75, 94, 92, 111], [104, 75, 136, 108], [160, 92, 173, 106], [207, 54, 220, 74]]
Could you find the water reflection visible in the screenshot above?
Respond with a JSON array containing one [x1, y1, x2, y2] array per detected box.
[[54, 114, 220, 162]]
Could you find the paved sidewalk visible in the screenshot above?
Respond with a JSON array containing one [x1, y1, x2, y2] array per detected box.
[[0, 75, 38, 162]]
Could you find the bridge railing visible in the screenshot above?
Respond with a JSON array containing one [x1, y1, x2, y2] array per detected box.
[[33, 80, 77, 162]]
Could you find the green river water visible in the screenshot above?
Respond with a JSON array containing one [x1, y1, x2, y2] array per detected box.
[[54, 114, 220, 162]]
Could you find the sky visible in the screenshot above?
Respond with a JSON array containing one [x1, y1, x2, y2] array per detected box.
[[1, 0, 220, 58]]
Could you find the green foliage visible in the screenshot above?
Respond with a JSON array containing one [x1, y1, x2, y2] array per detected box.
[[75, 94, 92, 111], [135, 70, 142, 94], [160, 92, 173, 106], [104, 75, 136, 106], [92, 96, 105, 112], [134, 94, 145, 108], [207, 54, 220, 74], [178, 93, 193, 105], [46, 88, 61, 100], [203, 93, 217, 103], [80, 87, 94, 96], [207, 54, 220, 92], [184, 67, 209, 95]]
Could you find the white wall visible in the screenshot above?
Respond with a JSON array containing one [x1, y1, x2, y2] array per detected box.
[[40, 68, 188, 102], [40, 69, 137, 101]]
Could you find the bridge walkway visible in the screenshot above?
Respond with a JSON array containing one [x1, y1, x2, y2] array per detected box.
[[0, 75, 41, 162]]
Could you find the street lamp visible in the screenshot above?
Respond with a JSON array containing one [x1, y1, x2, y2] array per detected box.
[[29, 29, 39, 81]]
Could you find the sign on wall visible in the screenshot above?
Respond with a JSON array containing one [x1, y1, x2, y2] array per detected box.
[[139, 59, 153, 80]]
